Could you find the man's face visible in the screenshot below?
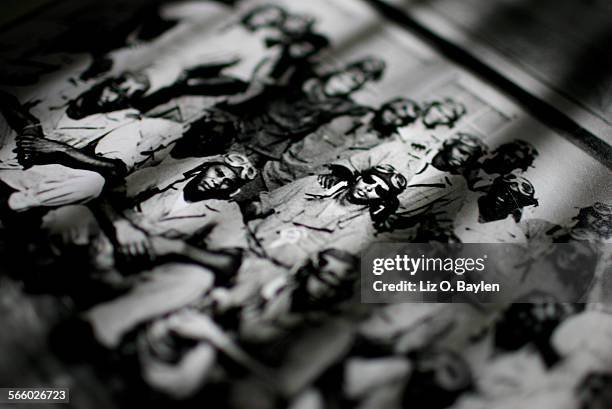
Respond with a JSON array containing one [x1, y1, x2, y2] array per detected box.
[[499, 147, 527, 168], [447, 144, 474, 168], [305, 252, 354, 301], [478, 175, 535, 222], [380, 100, 419, 128], [184, 164, 240, 202], [324, 68, 366, 97], [483, 145, 533, 174], [421, 101, 464, 129], [432, 140, 477, 172], [579, 208, 612, 238], [350, 174, 390, 202], [198, 164, 238, 193], [591, 215, 612, 238]]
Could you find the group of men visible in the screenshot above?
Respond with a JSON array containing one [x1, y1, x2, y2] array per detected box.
[[1, 2, 611, 408]]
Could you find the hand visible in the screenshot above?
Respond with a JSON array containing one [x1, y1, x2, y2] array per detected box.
[[317, 164, 353, 189], [113, 219, 153, 261], [16, 134, 67, 153], [15, 135, 68, 166], [317, 173, 338, 189]]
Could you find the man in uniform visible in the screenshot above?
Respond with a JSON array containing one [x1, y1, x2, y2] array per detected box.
[[246, 160, 407, 267]]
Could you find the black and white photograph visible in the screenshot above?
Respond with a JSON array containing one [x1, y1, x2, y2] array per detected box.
[[0, 0, 611, 408]]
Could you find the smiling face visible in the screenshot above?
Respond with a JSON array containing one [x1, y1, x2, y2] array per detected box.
[[183, 163, 241, 202], [349, 174, 390, 203]]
